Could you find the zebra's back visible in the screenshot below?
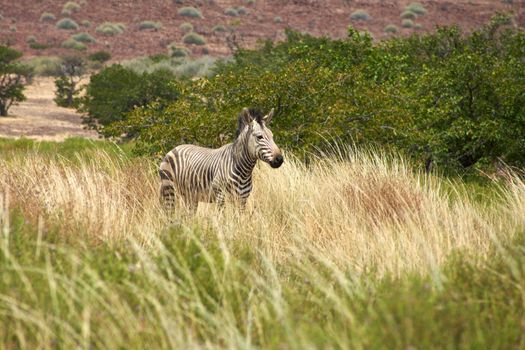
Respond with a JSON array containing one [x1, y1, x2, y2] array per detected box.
[[159, 144, 231, 206]]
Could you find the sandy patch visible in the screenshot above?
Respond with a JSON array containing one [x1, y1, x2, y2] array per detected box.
[[0, 77, 98, 141]]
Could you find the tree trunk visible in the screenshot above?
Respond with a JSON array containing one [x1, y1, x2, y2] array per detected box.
[[0, 103, 7, 117]]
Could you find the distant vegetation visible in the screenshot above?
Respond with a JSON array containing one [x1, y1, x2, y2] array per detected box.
[[0, 46, 31, 116], [56, 18, 79, 30], [40, 12, 56, 22], [96, 22, 125, 36], [182, 32, 206, 45], [350, 9, 370, 21], [86, 15, 525, 174], [178, 6, 202, 18], [138, 20, 162, 31]]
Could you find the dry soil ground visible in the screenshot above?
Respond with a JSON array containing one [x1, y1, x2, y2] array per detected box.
[[0, 77, 98, 141]]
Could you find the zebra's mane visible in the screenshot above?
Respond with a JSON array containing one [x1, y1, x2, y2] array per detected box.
[[235, 108, 264, 138]]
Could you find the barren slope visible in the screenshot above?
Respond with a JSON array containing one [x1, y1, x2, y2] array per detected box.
[[0, 0, 522, 60]]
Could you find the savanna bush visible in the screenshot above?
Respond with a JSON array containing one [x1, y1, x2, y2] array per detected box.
[[178, 7, 202, 18], [79, 65, 180, 135], [401, 10, 417, 20], [56, 18, 79, 30], [72, 32, 96, 43], [179, 22, 193, 32], [40, 12, 55, 22], [406, 2, 427, 15], [110, 16, 525, 172], [168, 43, 190, 57], [182, 32, 206, 45], [139, 21, 162, 30], [350, 9, 370, 21], [62, 1, 81, 12], [212, 24, 227, 32], [384, 24, 398, 33], [96, 22, 125, 36], [88, 50, 111, 62], [61, 38, 87, 50], [23, 56, 63, 76], [402, 19, 414, 28], [224, 7, 238, 16]]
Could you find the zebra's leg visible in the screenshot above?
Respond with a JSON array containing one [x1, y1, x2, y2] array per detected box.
[[216, 191, 225, 209], [159, 182, 176, 212]]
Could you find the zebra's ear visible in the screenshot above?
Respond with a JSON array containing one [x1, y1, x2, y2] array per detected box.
[[241, 108, 253, 125], [263, 108, 275, 124]]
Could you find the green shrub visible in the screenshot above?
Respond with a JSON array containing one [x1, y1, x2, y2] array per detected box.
[[405, 2, 427, 15], [54, 56, 85, 108], [0, 46, 31, 116], [61, 38, 87, 50], [88, 50, 111, 63], [168, 43, 190, 57], [81, 20, 91, 27], [414, 23, 423, 30], [79, 65, 180, 135], [224, 7, 238, 16], [212, 24, 227, 32], [274, 16, 282, 23], [179, 22, 193, 32], [9, 25, 16, 32], [96, 22, 125, 36], [400, 10, 417, 20], [40, 12, 56, 22], [384, 24, 398, 33], [72, 32, 96, 43], [26, 35, 36, 43], [245, 0, 255, 4], [62, 1, 81, 12], [23, 56, 63, 76], [138, 20, 162, 30], [29, 42, 51, 50], [178, 7, 202, 18], [56, 18, 79, 30], [182, 32, 206, 45], [236, 6, 249, 15], [350, 9, 370, 21], [61, 9, 72, 16], [402, 19, 414, 28]]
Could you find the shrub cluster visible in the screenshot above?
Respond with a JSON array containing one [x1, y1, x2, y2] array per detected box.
[[78, 65, 180, 135], [138, 21, 162, 31], [40, 12, 56, 22], [182, 32, 206, 45], [96, 22, 125, 36], [56, 18, 79, 30], [178, 7, 202, 18], [95, 15, 525, 173]]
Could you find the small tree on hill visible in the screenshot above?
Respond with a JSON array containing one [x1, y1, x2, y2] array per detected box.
[[54, 56, 85, 108], [0, 46, 31, 116]]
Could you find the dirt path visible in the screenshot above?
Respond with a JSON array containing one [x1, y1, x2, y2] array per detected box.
[[0, 77, 98, 141]]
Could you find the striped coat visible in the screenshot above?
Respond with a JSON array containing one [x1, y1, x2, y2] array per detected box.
[[159, 108, 283, 209]]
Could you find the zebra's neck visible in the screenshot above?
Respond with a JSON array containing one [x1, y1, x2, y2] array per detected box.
[[231, 132, 257, 179]]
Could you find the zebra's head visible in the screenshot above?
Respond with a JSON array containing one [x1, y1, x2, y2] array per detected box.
[[238, 108, 284, 168]]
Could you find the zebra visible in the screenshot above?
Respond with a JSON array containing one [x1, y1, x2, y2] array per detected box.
[[158, 108, 284, 210]]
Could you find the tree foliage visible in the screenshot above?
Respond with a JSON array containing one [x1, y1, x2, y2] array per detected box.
[[0, 46, 31, 116], [54, 56, 85, 108], [95, 15, 525, 172], [78, 65, 181, 136]]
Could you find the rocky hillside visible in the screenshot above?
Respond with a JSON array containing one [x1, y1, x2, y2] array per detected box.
[[0, 0, 522, 60]]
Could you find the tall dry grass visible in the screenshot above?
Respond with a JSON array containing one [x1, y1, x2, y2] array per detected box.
[[0, 147, 521, 276], [1, 145, 525, 348]]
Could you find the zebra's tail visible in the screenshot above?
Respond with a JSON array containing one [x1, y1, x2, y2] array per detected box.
[[159, 159, 176, 211]]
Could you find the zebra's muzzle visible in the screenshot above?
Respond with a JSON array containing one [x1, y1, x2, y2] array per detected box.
[[269, 154, 284, 168]]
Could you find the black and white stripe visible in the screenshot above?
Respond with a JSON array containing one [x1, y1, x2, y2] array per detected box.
[[159, 108, 283, 210]]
